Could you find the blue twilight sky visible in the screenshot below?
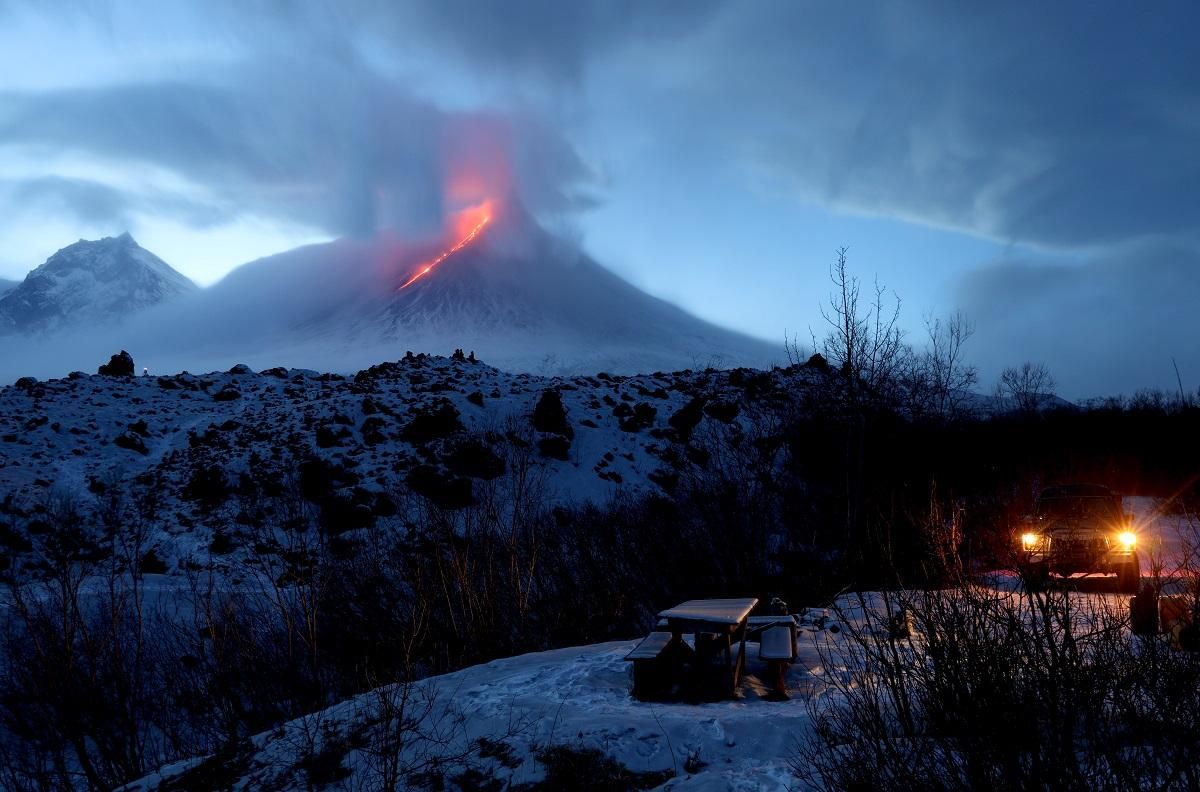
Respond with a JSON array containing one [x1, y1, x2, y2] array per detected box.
[[0, 1, 1198, 398]]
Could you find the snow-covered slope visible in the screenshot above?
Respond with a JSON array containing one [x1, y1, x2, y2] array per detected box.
[[122, 627, 840, 791], [145, 201, 779, 376], [0, 355, 819, 568], [0, 233, 196, 336]]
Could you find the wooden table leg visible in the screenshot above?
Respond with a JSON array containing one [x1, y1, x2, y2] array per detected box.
[[730, 622, 748, 697]]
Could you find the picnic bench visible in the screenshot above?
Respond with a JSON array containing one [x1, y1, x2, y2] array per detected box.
[[747, 615, 799, 697], [625, 597, 758, 701], [627, 632, 677, 699]]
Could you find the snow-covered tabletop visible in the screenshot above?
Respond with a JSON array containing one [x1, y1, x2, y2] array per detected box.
[[659, 598, 758, 627]]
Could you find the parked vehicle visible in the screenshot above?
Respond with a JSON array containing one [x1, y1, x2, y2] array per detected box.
[[1017, 484, 1140, 593]]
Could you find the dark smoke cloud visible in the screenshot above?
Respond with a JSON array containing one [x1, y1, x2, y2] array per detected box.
[[7, 176, 231, 229], [402, 0, 722, 83], [959, 240, 1200, 398], [0, 54, 594, 239], [11, 1, 1194, 251], [658, 2, 1200, 249], [0, 0, 716, 242], [9, 177, 132, 226], [199, 0, 722, 85]]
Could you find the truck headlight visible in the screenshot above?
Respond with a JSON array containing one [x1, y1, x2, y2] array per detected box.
[[1021, 532, 1039, 549], [1118, 531, 1136, 549]]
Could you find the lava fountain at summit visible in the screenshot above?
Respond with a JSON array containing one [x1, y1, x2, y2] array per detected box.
[[399, 199, 494, 290]]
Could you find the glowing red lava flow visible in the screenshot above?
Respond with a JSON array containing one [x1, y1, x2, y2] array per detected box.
[[399, 211, 492, 290]]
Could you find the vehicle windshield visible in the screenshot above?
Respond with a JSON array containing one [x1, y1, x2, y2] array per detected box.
[[1036, 495, 1122, 524]]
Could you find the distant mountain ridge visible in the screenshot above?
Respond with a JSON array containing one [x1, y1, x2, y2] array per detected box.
[[0, 210, 780, 379], [0, 278, 16, 297], [0, 233, 195, 336]]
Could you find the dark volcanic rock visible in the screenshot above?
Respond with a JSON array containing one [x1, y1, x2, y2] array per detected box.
[[668, 396, 706, 439], [113, 430, 147, 454], [618, 402, 657, 433], [98, 350, 135, 377], [401, 399, 463, 444], [315, 424, 344, 448], [704, 399, 740, 423], [213, 385, 242, 402], [537, 436, 571, 461], [533, 389, 573, 438], [361, 416, 388, 445], [445, 439, 505, 479], [804, 353, 830, 371], [406, 465, 473, 509]]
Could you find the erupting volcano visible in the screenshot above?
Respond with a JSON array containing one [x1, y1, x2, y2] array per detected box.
[[399, 200, 493, 290], [9, 142, 780, 378]]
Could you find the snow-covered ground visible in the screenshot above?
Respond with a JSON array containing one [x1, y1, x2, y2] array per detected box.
[[122, 516, 1200, 792], [122, 620, 847, 791], [76, 497, 1200, 791]]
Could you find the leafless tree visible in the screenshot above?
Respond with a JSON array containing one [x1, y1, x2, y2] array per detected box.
[[817, 247, 907, 406], [997, 362, 1056, 414], [784, 332, 810, 367], [912, 311, 979, 419]]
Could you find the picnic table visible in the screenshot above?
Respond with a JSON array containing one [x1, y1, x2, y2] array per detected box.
[[626, 597, 758, 700]]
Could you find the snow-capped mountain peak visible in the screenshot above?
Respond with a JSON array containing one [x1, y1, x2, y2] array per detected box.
[[0, 233, 196, 336]]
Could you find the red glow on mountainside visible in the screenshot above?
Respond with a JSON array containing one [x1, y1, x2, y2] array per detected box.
[[399, 200, 493, 290]]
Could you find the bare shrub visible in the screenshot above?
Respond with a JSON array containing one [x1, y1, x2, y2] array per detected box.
[[798, 581, 1200, 791], [351, 677, 526, 792], [0, 492, 175, 791]]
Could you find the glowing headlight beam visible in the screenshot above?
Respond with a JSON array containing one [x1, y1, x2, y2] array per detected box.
[[1021, 532, 1039, 549], [399, 213, 491, 290], [1118, 531, 1136, 549]]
